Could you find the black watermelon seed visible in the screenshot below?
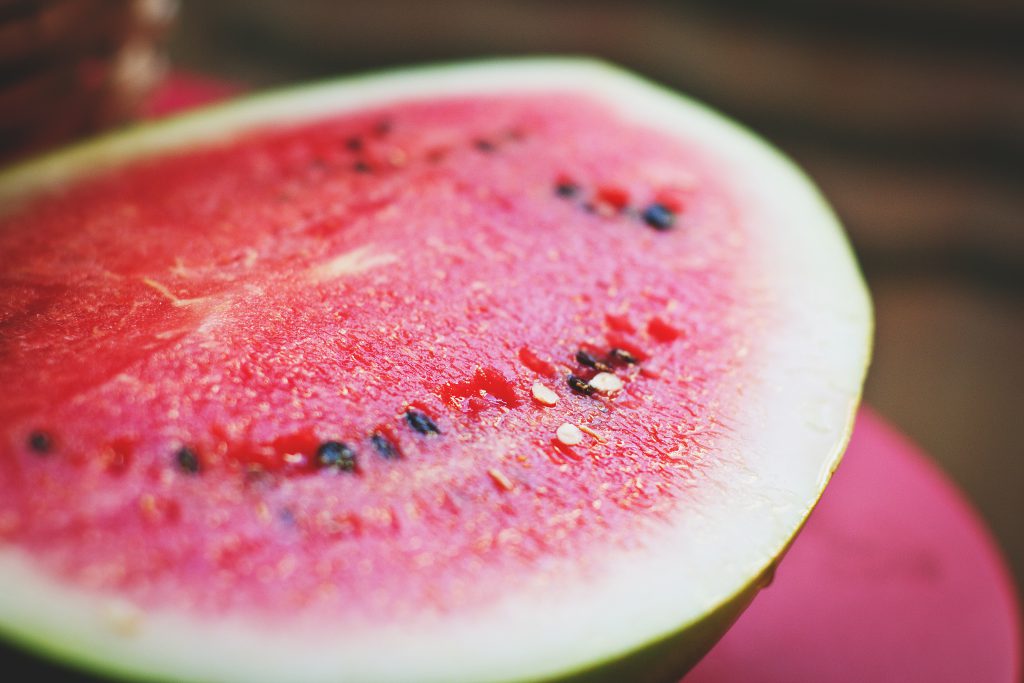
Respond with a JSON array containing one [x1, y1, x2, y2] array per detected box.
[[555, 182, 579, 198], [345, 136, 363, 151], [641, 203, 675, 231], [575, 349, 597, 367], [609, 348, 638, 365], [405, 409, 440, 435], [176, 446, 201, 474], [474, 139, 496, 153], [370, 433, 400, 459], [575, 349, 611, 372], [27, 430, 53, 454], [316, 441, 357, 472], [374, 119, 393, 136], [353, 161, 372, 173], [567, 374, 596, 396]]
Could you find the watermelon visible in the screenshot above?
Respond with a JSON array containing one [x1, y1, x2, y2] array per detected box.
[[0, 59, 872, 682]]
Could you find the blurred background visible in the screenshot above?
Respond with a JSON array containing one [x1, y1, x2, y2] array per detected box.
[[3, 0, 1022, 598]]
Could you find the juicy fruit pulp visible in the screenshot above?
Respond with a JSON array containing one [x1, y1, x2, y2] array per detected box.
[[1, 92, 748, 617], [0, 60, 871, 683]]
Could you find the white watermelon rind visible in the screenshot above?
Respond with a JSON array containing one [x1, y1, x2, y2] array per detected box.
[[0, 58, 872, 683]]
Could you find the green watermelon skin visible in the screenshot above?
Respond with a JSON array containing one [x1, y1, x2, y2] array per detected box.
[[0, 60, 871, 683]]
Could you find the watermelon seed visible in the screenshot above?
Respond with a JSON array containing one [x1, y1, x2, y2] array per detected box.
[[589, 372, 624, 395], [175, 447, 201, 474], [370, 432, 400, 459], [641, 203, 675, 231], [27, 430, 53, 454], [345, 136, 363, 151], [531, 381, 559, 406], [576, 349, 611, 372], [316, 441, 357, 472], [555, 182, 579, 198], [405, 409, 440, 435], [609, 347, 638, 365], [474, 139, 496, 153], [373, 119, 393, 136], [567, 374, 595, 396], [556, 423, 585, 446], [353, 161, 372, 173], [488, 467, 515, 492], [578, 424, 608, 443]]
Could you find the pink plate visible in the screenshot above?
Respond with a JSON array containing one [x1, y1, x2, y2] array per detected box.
[[687, 408, 1021, 682]]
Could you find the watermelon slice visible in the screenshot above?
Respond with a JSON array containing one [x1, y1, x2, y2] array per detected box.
[[0, 59, 872, 682]]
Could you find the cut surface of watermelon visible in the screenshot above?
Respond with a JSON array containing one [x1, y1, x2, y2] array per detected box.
[[0, 60, 871, 683]]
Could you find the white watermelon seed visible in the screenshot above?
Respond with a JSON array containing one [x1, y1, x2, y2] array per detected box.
[[488, 468, 514, 491], [589, 372, 624, 394], [531, 382, 559, 406], [556, 423, 584, 446], [578, 424, 607, 443]]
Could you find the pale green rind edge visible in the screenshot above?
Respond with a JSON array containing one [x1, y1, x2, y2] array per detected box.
[[0, 56, 873, 683]]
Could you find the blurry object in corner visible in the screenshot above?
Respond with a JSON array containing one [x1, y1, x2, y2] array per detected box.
[[0, 0, 177, 163]]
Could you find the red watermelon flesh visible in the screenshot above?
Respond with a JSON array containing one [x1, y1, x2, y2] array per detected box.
[[1, 93, 749, 617], [0, 61, 871, 683]]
